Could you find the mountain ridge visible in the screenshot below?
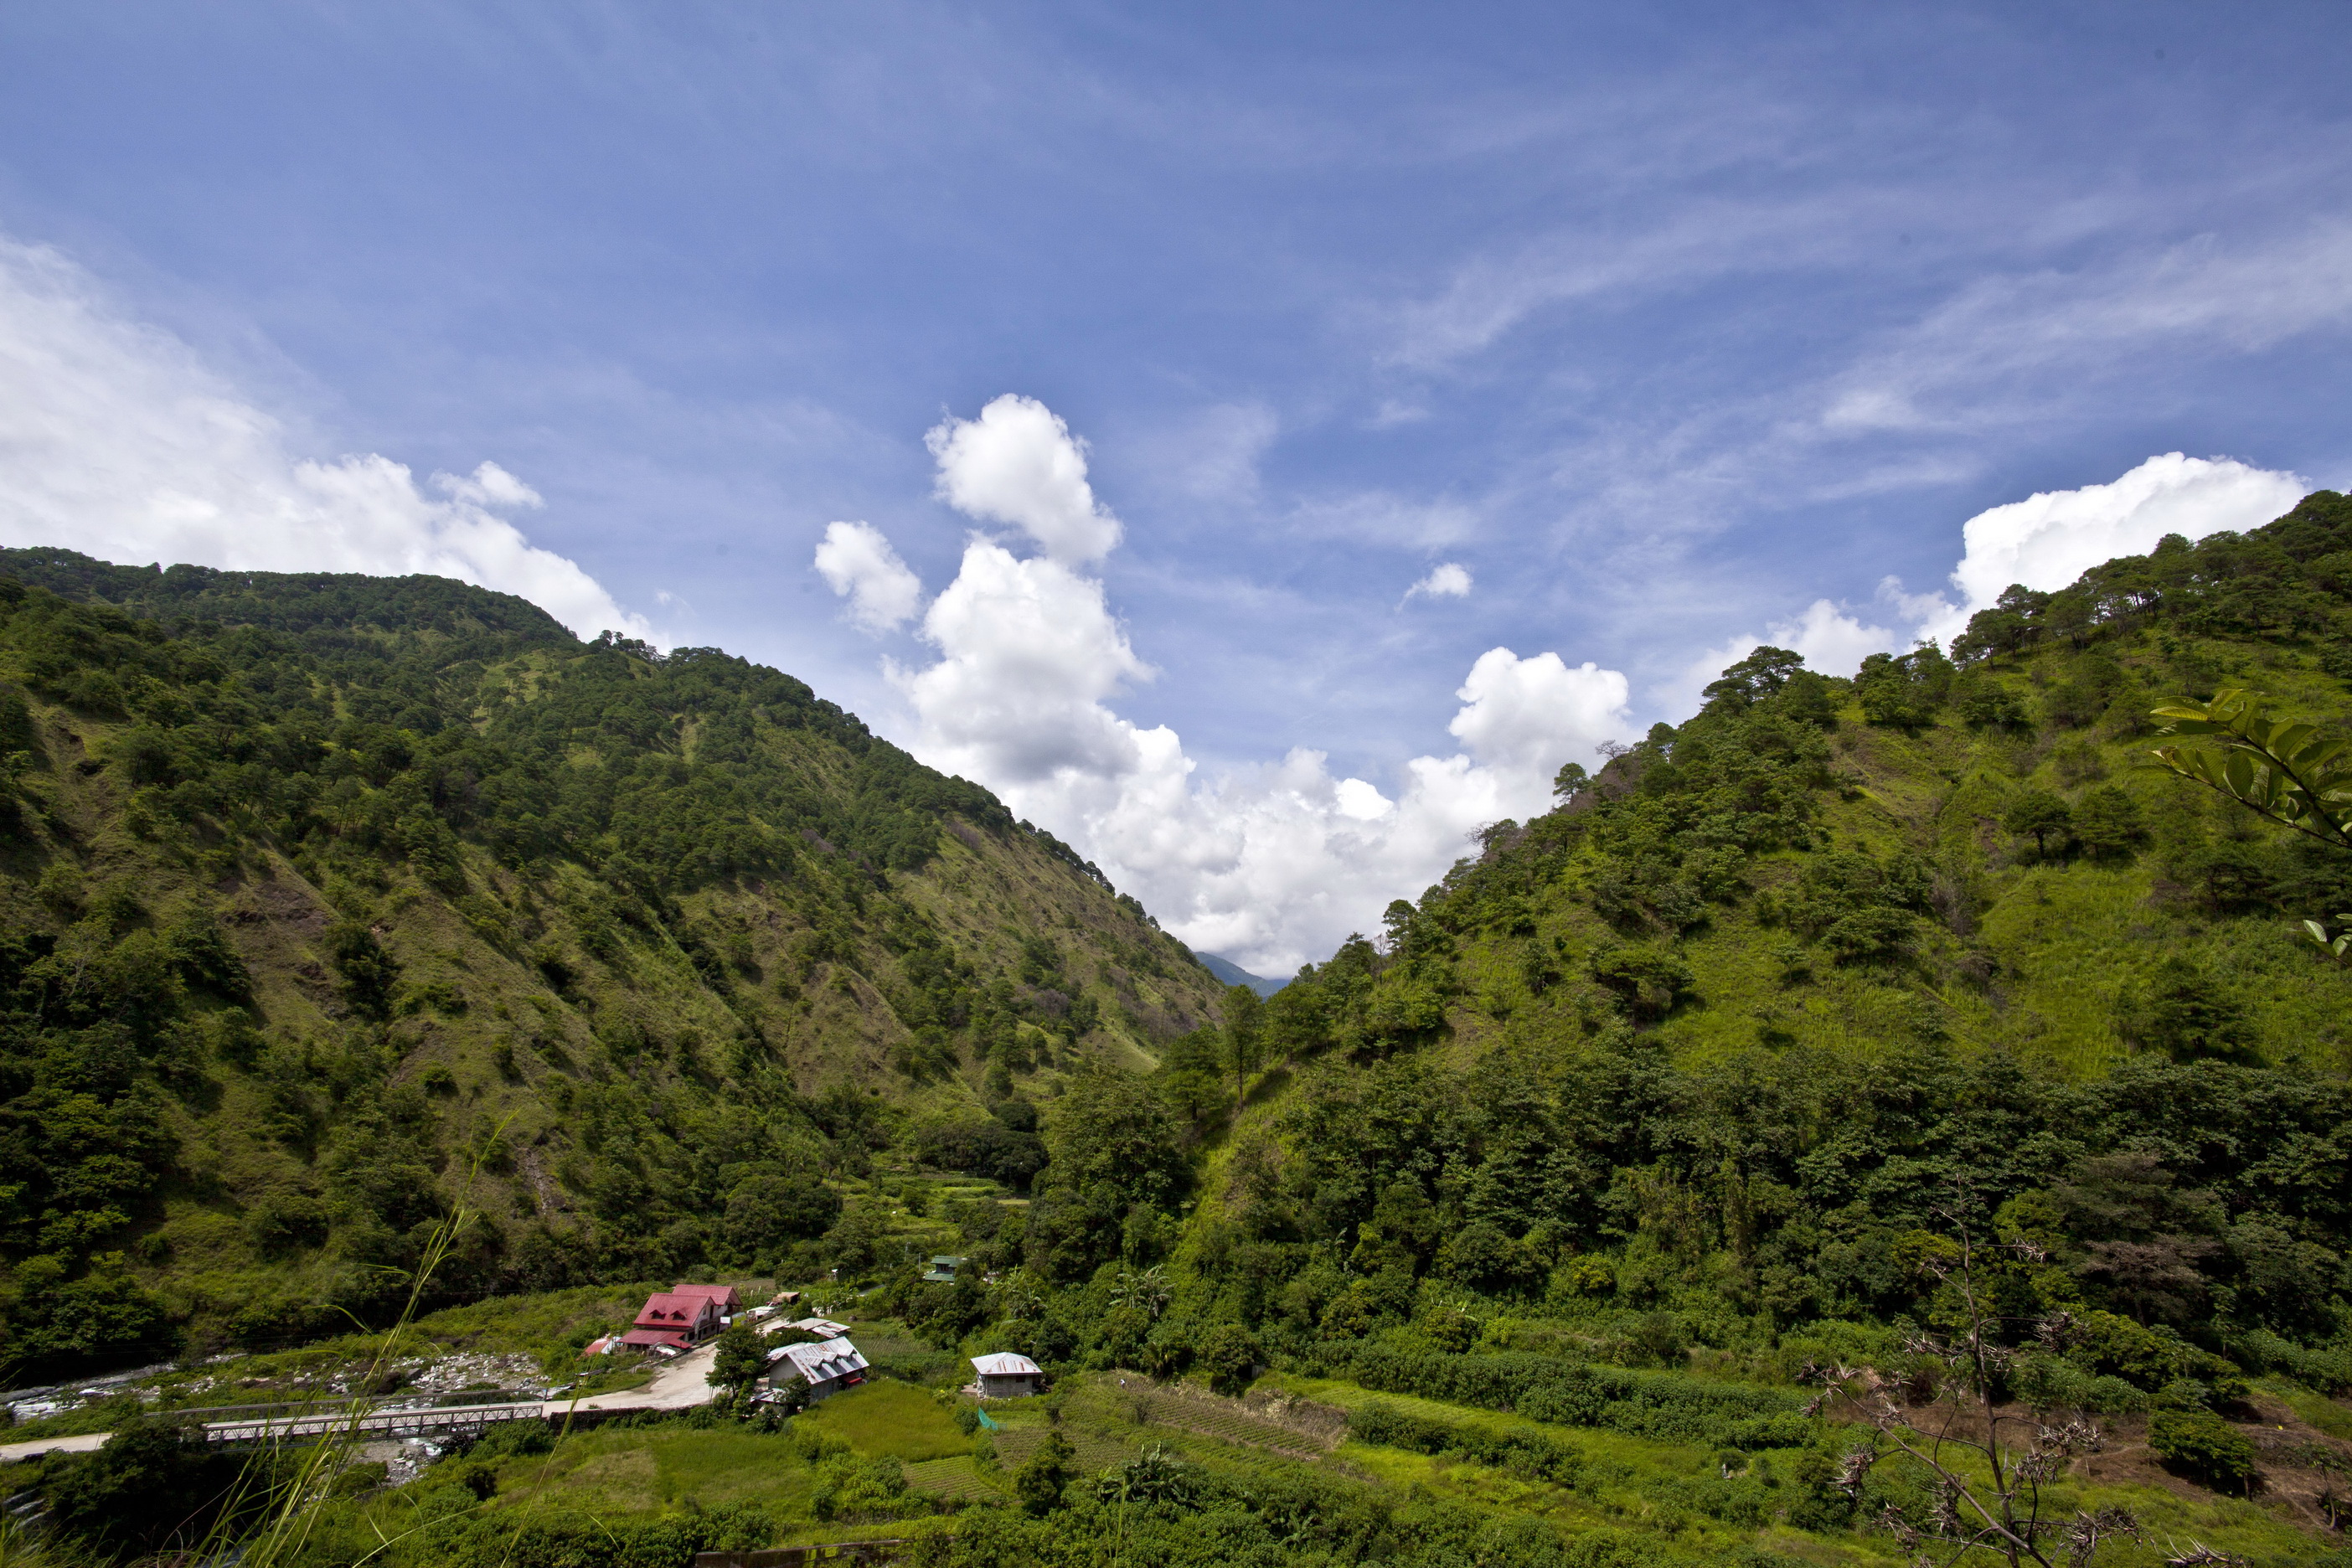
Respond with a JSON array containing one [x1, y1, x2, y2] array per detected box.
[[1199, 952, 1286, 997]]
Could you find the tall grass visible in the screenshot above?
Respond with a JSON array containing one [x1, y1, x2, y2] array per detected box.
[[211, 1118, 519, 1568]]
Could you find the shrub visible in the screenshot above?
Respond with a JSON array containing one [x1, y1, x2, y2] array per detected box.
[[810, 1453, 910, 1521], [2231, 1329, 2352, 1395], [2148, 1408, 2259, 1493], [1014, 1429, 1075, 1515], [1818, 905, 1921, 964], [2009, 1353, 2148, 1415], [1589, 944, 1694, 1021], [1198, 1323, 1262, 1395], [1349, 1402, 1583, 1483]]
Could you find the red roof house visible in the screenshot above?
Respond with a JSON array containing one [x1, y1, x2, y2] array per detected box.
[[619, 1290, 720, 1352], [669, 1283, 743, 1317]]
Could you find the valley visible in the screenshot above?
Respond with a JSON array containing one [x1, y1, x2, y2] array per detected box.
[[5, 492, 2352, 1567]]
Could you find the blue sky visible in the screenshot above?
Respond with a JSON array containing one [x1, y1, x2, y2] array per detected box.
[[3, 2, 2350, 967]]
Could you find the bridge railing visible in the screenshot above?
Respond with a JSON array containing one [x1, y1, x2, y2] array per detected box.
[[201, 1400, 550, 1447]]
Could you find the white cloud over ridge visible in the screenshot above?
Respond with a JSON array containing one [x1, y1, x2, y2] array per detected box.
[[842, 396, 1632, 974], [813, 520, 923, 632], [0, 239, 650, 642], [891, 539, 1152, 785], [1915, 452, 2307, 647], [1677, 451, 2309, 718]]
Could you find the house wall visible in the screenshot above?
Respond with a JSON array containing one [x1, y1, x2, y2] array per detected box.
[[977, 1374, 1039, 1398]]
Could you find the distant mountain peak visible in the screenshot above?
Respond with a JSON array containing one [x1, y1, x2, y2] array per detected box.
[[1199, 952, 1286, 996]]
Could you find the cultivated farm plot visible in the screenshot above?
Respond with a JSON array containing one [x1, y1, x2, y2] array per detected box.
[[487, 1425, 816, 1515], [992, 1426, 1137, 1475], [902, 1454, 1002, 1501], [802, 1380, 970, 1462], [1120, 1383, 1338, 1462]]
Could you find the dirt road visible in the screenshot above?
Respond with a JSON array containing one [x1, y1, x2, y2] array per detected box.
[[547, 1341, 718, 1414], [0, 1430, 111, 1464]]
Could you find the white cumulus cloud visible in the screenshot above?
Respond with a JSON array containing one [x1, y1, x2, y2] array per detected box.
[[1406, 561, 1473, 601], [924, 393, 1122, 565], [0, 237, 651, 642], [888, 397, 1628, 974], [891, 538, 1151, 786], [1448, 648, 1628, 771], [813, 519, 924, 632]]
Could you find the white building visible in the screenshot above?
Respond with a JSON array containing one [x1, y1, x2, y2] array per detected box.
[[969, 1351, 1044, 1399], [766, 1336, 869, 1402]]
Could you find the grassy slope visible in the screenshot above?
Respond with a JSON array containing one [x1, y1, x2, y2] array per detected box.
[[1442, 624, 2352, 1080]]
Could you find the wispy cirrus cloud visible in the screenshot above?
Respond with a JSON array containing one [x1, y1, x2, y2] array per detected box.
[[1819, 223, 2352, 435]]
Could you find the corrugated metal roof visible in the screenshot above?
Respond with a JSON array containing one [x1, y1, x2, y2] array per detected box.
[[768, 1336, 869, 1385], [969, 1352, 1041, 1377]]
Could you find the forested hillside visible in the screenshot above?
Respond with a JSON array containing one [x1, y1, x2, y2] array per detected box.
[[0, 549, 1220, 1377]]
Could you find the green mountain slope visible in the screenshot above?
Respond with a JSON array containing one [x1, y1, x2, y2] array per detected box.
[[818, 491, 2352, 1566], [1198, 952, 1285, 997], [1127, 492, 2352, 1388], [0, 549, 1221, 1376]]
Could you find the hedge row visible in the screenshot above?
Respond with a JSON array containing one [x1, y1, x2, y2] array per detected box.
[[2231, 1329, 2352, 1395], [1349, 1402, 1586, 1483], [1322, 1347, 1813, 1449]]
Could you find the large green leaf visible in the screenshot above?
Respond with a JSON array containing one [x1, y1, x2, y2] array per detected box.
[[2148, 689, 2352, 851]]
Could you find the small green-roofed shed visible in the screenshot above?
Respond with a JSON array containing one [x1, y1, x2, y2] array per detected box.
[[921, 1254, 967, 1283]]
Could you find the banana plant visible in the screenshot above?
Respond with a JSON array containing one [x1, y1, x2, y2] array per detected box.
[[2147, 689, 2352, 853]]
